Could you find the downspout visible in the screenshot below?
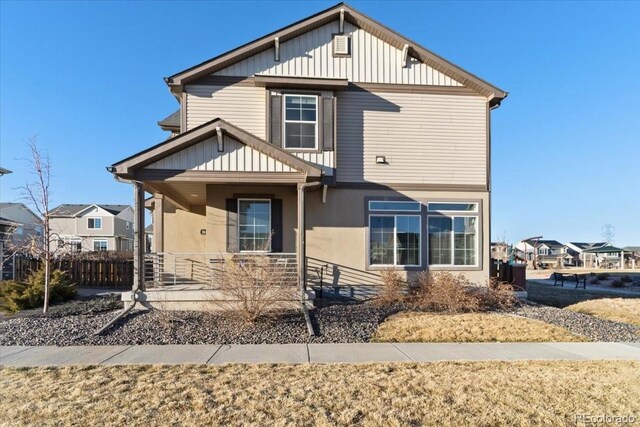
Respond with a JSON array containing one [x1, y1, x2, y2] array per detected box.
[[297, 181, 321, 336], [93, 173, 144, 336]]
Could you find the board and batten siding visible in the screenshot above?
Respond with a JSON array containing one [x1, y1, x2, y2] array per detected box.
[[214, 21, 463, 87], [336, 90, 487, 185], [145, 135, 297, 173]]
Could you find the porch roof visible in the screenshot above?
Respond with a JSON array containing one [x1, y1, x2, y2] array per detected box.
[[111, 118, 323, 180]]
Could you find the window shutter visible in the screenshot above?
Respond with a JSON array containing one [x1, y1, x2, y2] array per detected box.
[[271, 199, 283, 253], [322, 95, 335, 151], [226, 198, 238, 253], [270, 95, 282, 147]]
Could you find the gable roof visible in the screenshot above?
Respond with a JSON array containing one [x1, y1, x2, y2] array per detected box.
[[165, 2, 507, 104], [537, 240, 565, 249], [111, 118, 323, 178], [49, 204, 131, 217], [0, 202, 42, 223]]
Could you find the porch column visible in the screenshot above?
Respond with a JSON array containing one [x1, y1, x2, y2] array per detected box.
[[133, 181, 146, 291], [153, 194, 164, 253], [297, 182, 321, 294]]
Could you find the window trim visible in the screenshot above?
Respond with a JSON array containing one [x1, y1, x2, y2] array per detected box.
[[282, 93, 319, 151], [427, 214, 479, 268], [92, 238, 108, 252], [368, 200, 421, 212], [368, 213, 422, 268], [237, 198, 272, 253], [87, 217, 102, 230]]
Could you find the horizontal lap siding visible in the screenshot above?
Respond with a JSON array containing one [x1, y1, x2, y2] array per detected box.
[[337, 91, 487, 185], [213, 21, 462, 86], [145, 136, 295, 173], [185, 85, 266, 138]]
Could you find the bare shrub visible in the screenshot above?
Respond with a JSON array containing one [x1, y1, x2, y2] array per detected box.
[[479, 279, 516, 311], [375, 268, 406, 306], [210, 253, 298, 323], [410, 271, 482, 313]]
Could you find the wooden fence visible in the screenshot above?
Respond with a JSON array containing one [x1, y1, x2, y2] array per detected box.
[[10, 256, 133, 288]]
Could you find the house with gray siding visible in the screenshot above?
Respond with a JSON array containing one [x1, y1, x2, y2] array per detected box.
[[110, 3, 507, 307], [49, 204, 134, 253]]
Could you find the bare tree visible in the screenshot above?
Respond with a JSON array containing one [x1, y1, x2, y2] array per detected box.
[[17, 137, 55, 313]]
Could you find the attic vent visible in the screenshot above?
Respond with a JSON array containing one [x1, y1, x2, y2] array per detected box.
[[333, 34, 349, 56]]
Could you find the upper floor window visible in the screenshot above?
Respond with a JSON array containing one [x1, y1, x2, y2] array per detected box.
[[87, 217, 102, 229], [283, 94, 317, 150]]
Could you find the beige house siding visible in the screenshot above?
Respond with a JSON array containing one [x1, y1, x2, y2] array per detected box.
[[204, 185, 298, 254], [306, 188, 490, 286], [50, 217, 77, 238], [336, 90, 487, 185], [145, 135, 297, 173], [159, 186, 489, 287], [214, 20, 462, 86], [185, 84, 266, 136]]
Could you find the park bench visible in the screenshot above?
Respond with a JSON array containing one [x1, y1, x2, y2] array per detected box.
[[553, 272, 587, 289]]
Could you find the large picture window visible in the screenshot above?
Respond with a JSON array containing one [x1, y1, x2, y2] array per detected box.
[[238, 199, 271, 252], [369, 215, 421, 267], [283, 94, 317, 149], [427, 202, 478, 267]]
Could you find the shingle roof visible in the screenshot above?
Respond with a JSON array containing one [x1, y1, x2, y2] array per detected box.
[[537, 240, 565, 249], [49, 204, 131, 217], [158, 109, 180, 130]]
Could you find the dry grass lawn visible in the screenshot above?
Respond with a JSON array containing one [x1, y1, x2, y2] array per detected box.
[[373, 312, 586, 342], [566, 298, 640, 326], [1, 362, 639, 426]]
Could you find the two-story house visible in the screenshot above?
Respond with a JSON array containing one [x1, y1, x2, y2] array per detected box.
[[110, 3, 507, 302], [49, 204, 134, 253], [0, 203, 43, 250]]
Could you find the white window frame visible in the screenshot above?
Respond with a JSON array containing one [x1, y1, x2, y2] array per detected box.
[[87, 217, 102, 230], [282, 94, 318, 151], [368, 200, 421, 212], [93, 238, 108, 252], [426, 200, 480, 268], [368, 214, 422, 267], [237, 198, 272, 253]]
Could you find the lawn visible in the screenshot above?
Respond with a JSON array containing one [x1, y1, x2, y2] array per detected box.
[[372, 312, 586, 343], [1, 362, 639, 426], [566, 298, 640, 326]]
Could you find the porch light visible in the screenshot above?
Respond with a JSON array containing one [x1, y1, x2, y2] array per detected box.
[[375, 156, 387, 164]]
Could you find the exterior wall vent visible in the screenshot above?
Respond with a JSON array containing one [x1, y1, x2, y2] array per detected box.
[[333, 34, 350, 56]]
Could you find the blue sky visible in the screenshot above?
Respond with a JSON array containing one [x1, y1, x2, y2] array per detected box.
[[1, 1, 639, 246]]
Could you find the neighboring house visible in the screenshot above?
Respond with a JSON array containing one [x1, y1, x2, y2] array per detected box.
[[49, 204, 134, 253], [490, 242, 511, 262], [0, 203, 43, 250], [145, 224, 153, 253], [109, 3, 507, 297], [515, 239, 573, 268], [565, 241, 607, 267]]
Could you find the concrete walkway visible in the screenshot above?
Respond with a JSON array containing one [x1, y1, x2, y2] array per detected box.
[[1, 343, 639, 366]]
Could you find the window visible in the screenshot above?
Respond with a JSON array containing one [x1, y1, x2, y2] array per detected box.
[[427, 202, 478, 267], [87, 217, 102, 229], [369, 201, 421, 212], [283, 94, 317, 149], [93, 239, 108, 251], [126, 221, 130, 230], [369, 215, 421, 267], [238, 199, 271, 252]]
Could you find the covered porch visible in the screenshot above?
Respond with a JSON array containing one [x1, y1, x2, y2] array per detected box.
[[110, 118, 325, 310]]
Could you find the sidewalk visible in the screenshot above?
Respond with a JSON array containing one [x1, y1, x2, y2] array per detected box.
[[1, 343, 639, 366]]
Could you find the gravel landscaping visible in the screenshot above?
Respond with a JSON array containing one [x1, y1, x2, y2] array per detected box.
[[506, 301, 640, 342], [1, 295, 638, 346], [0, 298, 402, 346]]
